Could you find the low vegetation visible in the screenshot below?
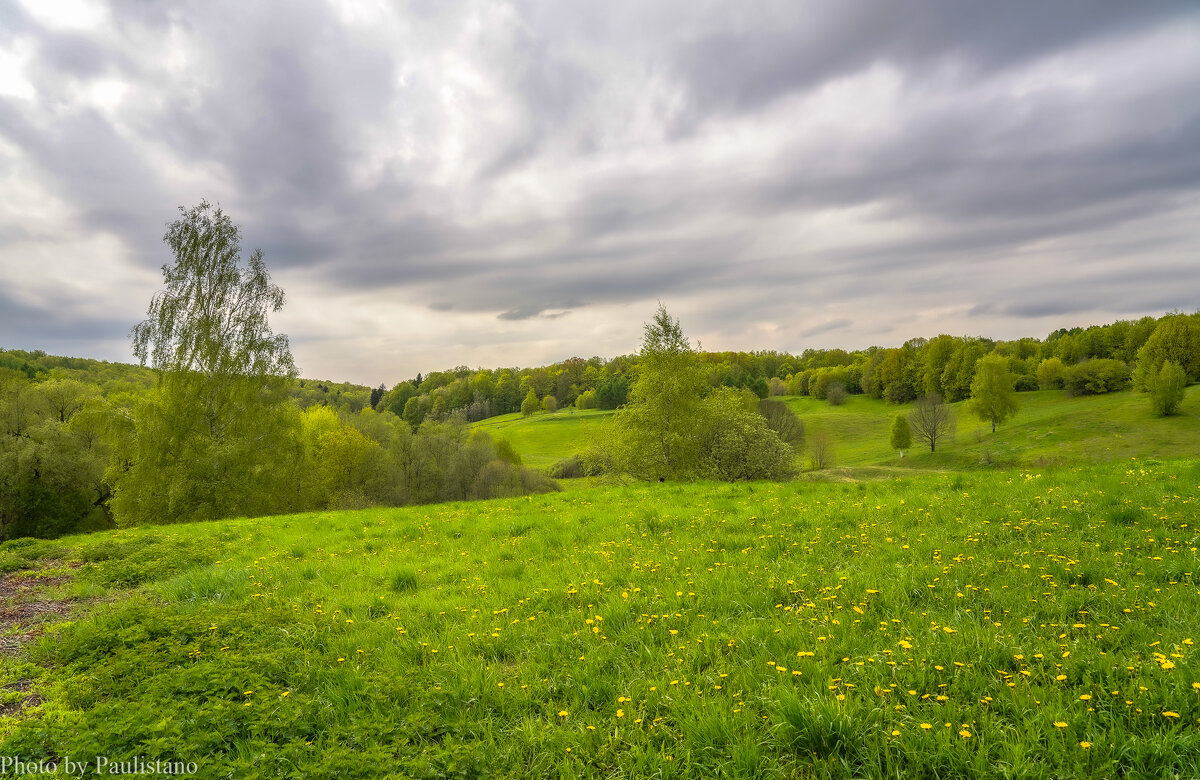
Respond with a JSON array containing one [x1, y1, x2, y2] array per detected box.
[[0, 459, 1196, 778]]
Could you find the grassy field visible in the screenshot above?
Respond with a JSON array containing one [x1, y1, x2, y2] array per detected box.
[[477, 387, 1200, 475], [1, 459, 1197, 778], [471, 409, 613, 469]]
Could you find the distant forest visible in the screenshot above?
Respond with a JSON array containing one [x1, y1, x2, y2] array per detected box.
[[373, 311, 1199, 423], [2, 309, 1197, 541]]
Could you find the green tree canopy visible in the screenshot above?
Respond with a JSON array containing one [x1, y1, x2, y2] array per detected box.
[[611, 305, 709, 480], [968, 354, 1019, 433], [112, 201, 298, 525], [1147, 360, 1187, 416], [889, 414, 911, 456]]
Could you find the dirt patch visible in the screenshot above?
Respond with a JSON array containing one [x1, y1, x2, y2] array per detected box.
[[0, 692, 42, 717], [0, 569, 80, 658]]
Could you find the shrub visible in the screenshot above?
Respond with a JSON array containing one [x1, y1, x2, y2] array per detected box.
[[808, 432, 834, 470], [1061, 359, 1131, 396], [757, 399, 805, 450], [1014, 374, 1039, 392], [1147, 360, 1187, 416]]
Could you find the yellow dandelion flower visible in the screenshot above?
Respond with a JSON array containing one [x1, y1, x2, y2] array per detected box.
[[1054, 722, 1068, 728], [1079, 694, 1091, 701], [559, 710, 569, 717], [616, 709, 624, 718], [1163, 711, 1180, 718], [959, 730, 971, 738], [1080, 741, 1091, 749], [920, 723, 932, 730]]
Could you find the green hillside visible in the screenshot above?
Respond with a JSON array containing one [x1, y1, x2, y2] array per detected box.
[[472, 409, 614, 468], [1, 459, 1197, 777], [481, 387, 1200, 474]]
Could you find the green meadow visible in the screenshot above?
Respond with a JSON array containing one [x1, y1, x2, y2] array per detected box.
[[1, 458, 1198, 778], [482, 386, 1200, 475]]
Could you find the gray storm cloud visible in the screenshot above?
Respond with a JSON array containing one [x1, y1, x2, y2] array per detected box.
[[1, 0, 1198, 383]]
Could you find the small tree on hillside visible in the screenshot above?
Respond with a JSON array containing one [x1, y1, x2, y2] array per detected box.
[[542, 395, 558, 413], [611, 304, 708, 480], [968, 354, 1019, 433], [520, 389, 539, 417], [889, 414, 911, 457], [909, 394, 954, 453], [808, 431, 834, 470], [1147, 360, 1187, 416]]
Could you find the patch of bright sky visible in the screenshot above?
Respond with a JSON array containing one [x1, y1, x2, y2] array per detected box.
[[0, 39, 35, 100], [16, 0, 107, 30]]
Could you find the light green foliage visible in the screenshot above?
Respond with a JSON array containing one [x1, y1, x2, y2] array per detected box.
[[1036, 356, 1066, 389], [968, 354, 1019, 433], [889, 414, 911, 455], [35, 378, 97, 423], [1147, 360, 1187, 416], [493, 436, 522, 465], [1134, 313, 1200, 387], [520, 389, 540, 417], [611, 305, 709, 480], [113, 202, 297, 525], [402, 394, 429, 428], [574, 389, 597, 410], [541, 395, 558, 413], [695, 388, 794, 481]]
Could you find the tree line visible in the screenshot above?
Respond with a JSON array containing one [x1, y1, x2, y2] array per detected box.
[[0, 203, 556, 541], [3, 201, 1195, 538], [372, 312, 1199, 427]]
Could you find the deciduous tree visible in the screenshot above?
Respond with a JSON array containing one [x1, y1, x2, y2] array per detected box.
[[1147, 360, 1187, 416], [889, 414, 911, 457], [112, 201, 297, 525], [611, 305, 708, 480], [909, 394, 954, 453], [968, 354, 1019, 433]]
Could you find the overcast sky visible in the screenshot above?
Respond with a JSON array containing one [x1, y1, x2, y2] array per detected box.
[[1, 0, 1198, 385]]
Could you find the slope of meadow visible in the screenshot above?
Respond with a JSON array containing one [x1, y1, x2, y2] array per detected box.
[[0, 459, 1197, 778], [480, 387, 1200, 475]]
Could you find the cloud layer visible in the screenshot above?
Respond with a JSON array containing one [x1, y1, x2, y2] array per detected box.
[[2, 0, 1198, 384]]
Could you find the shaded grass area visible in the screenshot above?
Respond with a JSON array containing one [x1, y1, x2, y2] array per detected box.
[[0, 460, 1197, 777]]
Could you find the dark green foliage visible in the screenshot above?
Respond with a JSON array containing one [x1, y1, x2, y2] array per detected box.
[[1014, 374, 1039, 392], [369, 383, 385, 409], [757, 399, 804, 449], [889, 414, 911, 454]]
